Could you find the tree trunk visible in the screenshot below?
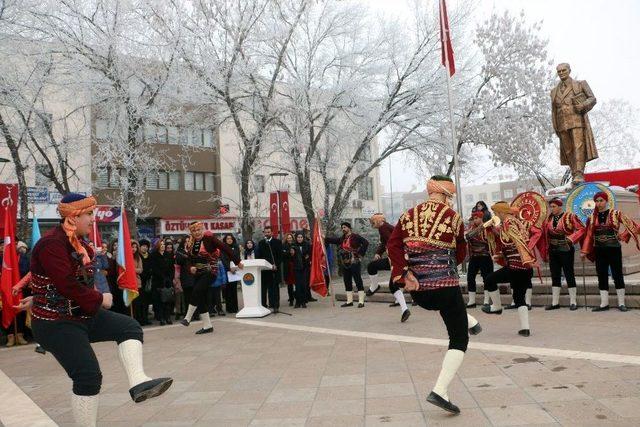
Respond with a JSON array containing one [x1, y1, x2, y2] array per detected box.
[[240, 165, 254, 240]]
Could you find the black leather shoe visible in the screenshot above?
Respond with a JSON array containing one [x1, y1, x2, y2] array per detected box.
[[426, 391, 460, 414], [195, 327, 213, 334], [518, 329, 530, 337], [366, 285, 380, 296], [481, 306, 502, 315], [569, 304, 578, 311], [301, 303, 307, 308], [527, 304, 532, 311], [129, 378, 173, 403], [217, 310, 226, 317], [389, 302, 400, 307], [289, 300, 294, 307], [160, 320, 166, 326], [504, 304, 517, 310], [466, 303, 477, 309], [35, 345, 46, 355], [308, 297, 317, 302], [165, 319, 172, 325], [545, 305, 560, 311], [592, 305, 610, 312], [341, 302, 353, 307], [179, 319, 190, 327], [469, 323, 482, 335], [618, 305, 629, 312], [401, 309, 411, 323], [412, 300, 417, 306], [294, 304, 300, 309], [357, 303, 365, 308]]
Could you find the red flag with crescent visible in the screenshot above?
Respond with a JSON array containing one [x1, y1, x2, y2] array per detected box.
[[279, 191, 291, 234], [269, 192, 279, 235]]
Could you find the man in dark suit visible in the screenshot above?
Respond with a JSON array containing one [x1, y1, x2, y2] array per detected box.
[[257, 226, 283, 312]]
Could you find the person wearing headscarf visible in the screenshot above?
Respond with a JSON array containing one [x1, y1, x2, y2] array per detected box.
[[290, 232, 312, 308], [481, 201, 537, 337], [366, 213, 410, 322], [472, 200, 492, 222], [176, 222, 242, 334], [581, 191, 640, 311], [221, 234, 242, 314], [539, 198, 585, 310], [465, 211, 495, 309], [387, 176, 481, 415], [11, 193, 172, 427]]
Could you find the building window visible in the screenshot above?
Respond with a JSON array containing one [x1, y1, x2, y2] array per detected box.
[[178, 127, 189, 145], [491, 191, 501, 201], [167, 126, 179, 145], [293, 179, 300, 193], [254, 175, 265, 193], [96, 167, 122, 189], [358, 177, 374, 200], [478, 193, 487, 202], [503, 189, 513, 199], [464, 194, 474, 203], [203, 129, 215, 148], [35, 164, 52, 187], [168, 171, 180, 190], [327, 179, 337, 195], [185, 172, 214, 191]]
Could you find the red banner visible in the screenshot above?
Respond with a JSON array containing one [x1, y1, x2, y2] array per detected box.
[[279, 191, 291, 234], [439, 0, 455, 77], [269, 192, 279, 236], [0, 184, 18, 237], [1, 206, 20, 328], [309, 218, 328, 297]]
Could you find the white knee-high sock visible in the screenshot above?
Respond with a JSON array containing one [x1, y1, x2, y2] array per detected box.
[[568, 287, 577, 305], [347, 292, 353, 304], [468, 291, 476, 305], [483, 290, 490, 305], [552, 287, 560, 306], [201, 312, 212, 329], [525, 288, 532, 306], [517, 306, 530, 330], [118, 339, 152, 388], [71, 394, 98, 427], [617, 288, 625, 306], [467, 314, 478, 328], [369, 274, 379, 292], [393, 290, 408, 311], [599, 290, 609, 307], [489, 290, 502, 311], [184, 304, 197, 322], [432, 349, 465, 401], [358, 291, 365, 304]]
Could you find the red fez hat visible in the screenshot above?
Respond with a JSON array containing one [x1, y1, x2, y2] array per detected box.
[[549, 198, 563, 206], [593, 191, 609, 202]]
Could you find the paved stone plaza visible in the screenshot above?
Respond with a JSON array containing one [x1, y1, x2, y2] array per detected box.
[[1, 289, 640, 427]]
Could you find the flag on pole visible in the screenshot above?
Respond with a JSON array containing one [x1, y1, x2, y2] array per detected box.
[[89, 215, 102, 247], [269, 192, 279, 236], [31, 215, 41, 247], [439, 0, 455, 77], [116, 204, 138, 306], [309, 217, 329, 297], [1, 206, 20, 328], [279, 191, 291, 234]]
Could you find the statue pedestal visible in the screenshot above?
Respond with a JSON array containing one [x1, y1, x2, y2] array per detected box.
[[236, 259, 273, 318], [544, 186, 640, 275]]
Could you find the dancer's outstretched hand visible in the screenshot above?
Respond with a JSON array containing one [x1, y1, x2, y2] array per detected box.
[[12, 296, 33, 311]]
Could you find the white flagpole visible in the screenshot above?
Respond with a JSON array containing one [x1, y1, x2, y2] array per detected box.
[[440, 0, 464, 217]]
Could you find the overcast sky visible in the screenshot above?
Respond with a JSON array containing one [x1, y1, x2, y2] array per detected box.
[[373, 0, 640, 193]]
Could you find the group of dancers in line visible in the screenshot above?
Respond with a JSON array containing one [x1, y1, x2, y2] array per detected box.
[[9, 178, 640, 424]]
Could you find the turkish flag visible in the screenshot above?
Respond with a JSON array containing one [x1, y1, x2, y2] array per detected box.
[[0, 184, 18, 237], [279, 191, 291, 234], [439, 0, 455, 77], [1, 206, 20, 328], [269, 192, 279, 236], [309, 218, 328, 297]]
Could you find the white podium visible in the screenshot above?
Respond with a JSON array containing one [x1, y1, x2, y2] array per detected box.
[[236, 259, 273, 318]]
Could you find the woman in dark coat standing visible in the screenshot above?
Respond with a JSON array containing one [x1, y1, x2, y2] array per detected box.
[[282, 233, 296, 307], [150, 240, 174, 325], [174, 237, 196, 320], [290, 232, 311, 308], [221, 234, 242, 313]]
